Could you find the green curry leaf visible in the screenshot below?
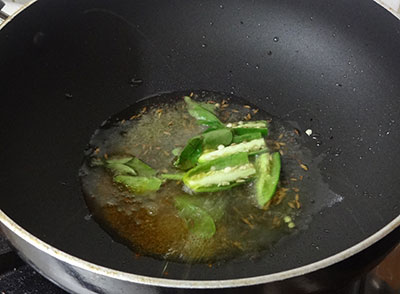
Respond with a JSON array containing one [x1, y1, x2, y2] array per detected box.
[[175, 195, 217, 239], [125, 157, 157, 177], [184, 96, 224, 129], [105, 162, 137, 176], [202, 128, 233, 150], [114, 175, 162, 194], [174, 136, 203, 170]]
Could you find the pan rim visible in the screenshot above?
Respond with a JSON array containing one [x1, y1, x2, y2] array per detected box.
[[1, 210, 399, 288], [0, 0, 399, 289], [0, 0, 37, 29]]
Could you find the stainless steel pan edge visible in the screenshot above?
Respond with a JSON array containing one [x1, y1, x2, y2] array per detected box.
[[1, 210, 399, 290]]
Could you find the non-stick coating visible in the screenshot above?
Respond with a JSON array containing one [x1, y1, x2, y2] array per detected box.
[[0, 0, 399, 280]]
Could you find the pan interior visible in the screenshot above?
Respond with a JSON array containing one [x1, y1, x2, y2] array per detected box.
[[80, 90, 338, 267]]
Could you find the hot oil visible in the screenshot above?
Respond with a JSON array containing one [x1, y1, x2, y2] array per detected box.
[[80, 91, 312, 264]]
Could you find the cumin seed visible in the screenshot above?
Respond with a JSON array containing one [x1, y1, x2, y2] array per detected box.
[[300, 163, 309, 171], [241, 218, 254, 229]]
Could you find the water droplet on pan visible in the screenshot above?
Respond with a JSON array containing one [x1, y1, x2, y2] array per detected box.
[[130, 78, 143, 87], [65, 93, 73, 99], [33, 31, 45, 46]]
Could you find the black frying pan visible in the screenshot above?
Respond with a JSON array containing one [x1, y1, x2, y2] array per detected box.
[[0, 0, 399, 292]]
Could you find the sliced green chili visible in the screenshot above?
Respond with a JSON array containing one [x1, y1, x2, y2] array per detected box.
[[232, 132, 262, 144], [228, 120, 269, 136], [248, 148, 269, 156], [254, 152, 281, 207], [198, 138, 266, 163], [183, 152, 256, 192], [174, 128, 233, 170]]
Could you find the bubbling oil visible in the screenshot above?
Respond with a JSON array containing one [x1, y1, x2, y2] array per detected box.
[[80, 91, 309, 263]]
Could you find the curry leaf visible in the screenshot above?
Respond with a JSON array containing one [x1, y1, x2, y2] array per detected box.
[[125, 157, 157, 177], [113, 175, 162, 194], [199, 102, 217, 114], [105, 162, 137, 176], [184, 96, 224, 129], [174, 136, 203, 170], [105, 157, 133, 164], [172, 147, 183, 157], [202, 128, 233, 150], [92, 156, 138, 176], [175, 195, 216, 239]]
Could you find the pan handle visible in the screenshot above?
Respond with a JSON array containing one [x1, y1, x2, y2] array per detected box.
[[0, 0, 9, 21]]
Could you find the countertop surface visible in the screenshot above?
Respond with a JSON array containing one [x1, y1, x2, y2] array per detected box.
[[375, 244, 400, 290]]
